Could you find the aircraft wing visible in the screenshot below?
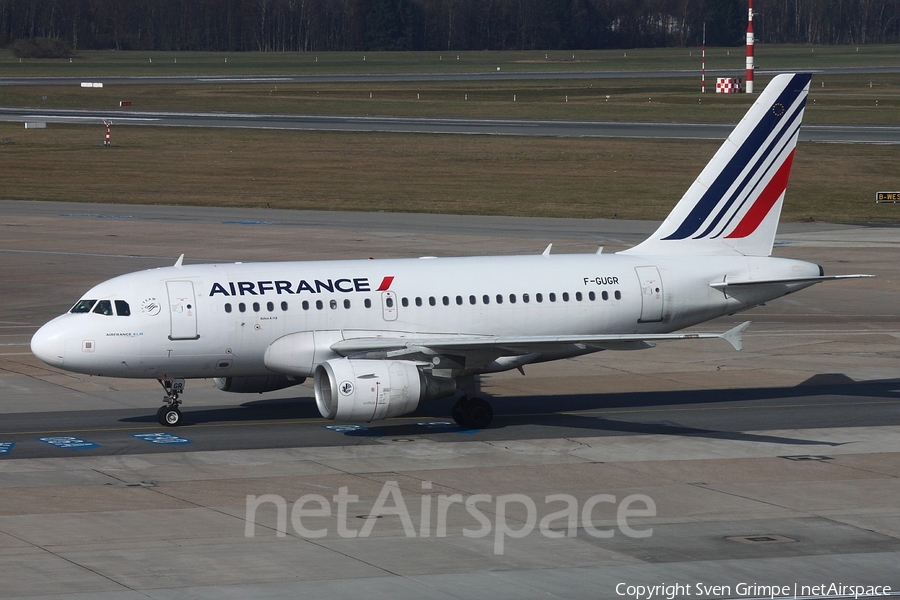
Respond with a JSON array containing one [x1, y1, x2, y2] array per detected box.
[[330, 321, 750, 360]]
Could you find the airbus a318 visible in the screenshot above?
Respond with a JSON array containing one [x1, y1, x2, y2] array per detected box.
[[31, 73, 867, 429]]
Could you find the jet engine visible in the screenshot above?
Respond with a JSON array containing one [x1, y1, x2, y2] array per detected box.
[[314, 358, 456, 422], [214, 375, 304, 394]]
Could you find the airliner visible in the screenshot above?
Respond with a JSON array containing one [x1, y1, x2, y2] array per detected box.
[[31, 73, 867, 429]]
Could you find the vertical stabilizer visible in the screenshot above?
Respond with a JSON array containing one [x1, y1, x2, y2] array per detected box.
[[622, 73, 810, 257]]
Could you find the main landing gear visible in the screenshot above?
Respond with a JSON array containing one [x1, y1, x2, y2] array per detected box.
[[451, 396, 494, 429], [157, 378, 185, 427]]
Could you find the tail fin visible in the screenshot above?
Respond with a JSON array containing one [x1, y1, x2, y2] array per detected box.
[[622, 73, 811, 257]]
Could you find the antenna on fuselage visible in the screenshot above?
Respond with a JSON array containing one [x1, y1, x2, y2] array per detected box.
[[542, 244, 552, 256], [174, 254, 185, 268]]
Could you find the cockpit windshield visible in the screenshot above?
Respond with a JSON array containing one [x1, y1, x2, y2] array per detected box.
[[69, 299, 131, 316], [93, 300, 114, 316], [70, 299, 97, 313]]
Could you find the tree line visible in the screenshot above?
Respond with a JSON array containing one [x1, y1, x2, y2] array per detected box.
[[2, 0, 899, 53]]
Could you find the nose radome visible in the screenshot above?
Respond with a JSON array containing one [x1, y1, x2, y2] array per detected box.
[[31, 320, 66, 368]]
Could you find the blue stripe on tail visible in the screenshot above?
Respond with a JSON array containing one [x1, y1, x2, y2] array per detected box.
[[662, 73, 811, 241]]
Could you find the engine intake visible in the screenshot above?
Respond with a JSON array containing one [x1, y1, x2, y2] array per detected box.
[[314, 358, 456, 422]]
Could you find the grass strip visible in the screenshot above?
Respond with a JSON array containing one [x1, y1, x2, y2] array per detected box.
[[2, 123, 897, 223]]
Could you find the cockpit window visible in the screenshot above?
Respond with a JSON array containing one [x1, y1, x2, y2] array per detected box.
[[93, 300, 114, 316], [115, 300, 131, 316], [70, 299, 97, 313]]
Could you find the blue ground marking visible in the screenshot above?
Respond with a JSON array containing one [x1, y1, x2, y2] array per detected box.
[[38, 436, 99, 450], [132, 433, 193, 445], [323, 425, 368, 434], [0, 442, 14, 455], [416, 421, 478, 434], [415, 421, 456, 429], [221, 221, 276, 225]]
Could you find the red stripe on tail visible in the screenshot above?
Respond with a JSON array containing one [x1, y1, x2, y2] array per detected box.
[[726, 150, 795, 239]]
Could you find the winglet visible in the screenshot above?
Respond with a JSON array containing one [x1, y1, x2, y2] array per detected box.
[[722, 321, 751, 351], [174, 254, 185, 268]]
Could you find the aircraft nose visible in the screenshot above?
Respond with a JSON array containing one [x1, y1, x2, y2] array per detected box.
[[31, 320, 66, 368]]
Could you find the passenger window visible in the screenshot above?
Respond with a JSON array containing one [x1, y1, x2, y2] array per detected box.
[[549, 293, 556, 302], [365, 299, 372, 308], [442, 296, 449, 306], [225, 303, 232, 313], [316, 300, 324, 310], [267, 302, 275, 312], [429, 297, 436, 306], [509, 294, 516, 304], [523, 294, 529, 303], [343, 299, 351, 309], [115, 300, 131, 316], [469, 295, 477, 305], [415, 297, 423, 307], [589, 292, 596, 301], [302, 301, 310, 310], [602, 291, 609, 301], [576, 292, 583, 301], [562, 292, 570, 302], [281, 301, 288, 311], [496, 294, 503, 304], [253, 302, 260, 312], [71, 299, 97, 313], [93, 300, 113, 316], [536, 293, 543, 303], [456, 296, 463, 306], [614, 291, 622, 300], [329, 299, 337, 310], [483, 295, 490, 305], [386, 297, 394, 308], [401, 298, 408, 307], [239, 303, 247, 313]]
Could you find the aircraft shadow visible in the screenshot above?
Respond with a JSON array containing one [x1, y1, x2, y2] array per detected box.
[[118, 376, 900, 447]]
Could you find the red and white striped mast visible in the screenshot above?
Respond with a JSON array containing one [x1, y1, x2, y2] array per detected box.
[[745, 0, 755, 93]]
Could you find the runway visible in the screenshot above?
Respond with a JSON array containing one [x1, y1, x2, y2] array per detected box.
[[3, 65, 900, 86], [1, 201, 899, 598], [2, 107, 899, 142]]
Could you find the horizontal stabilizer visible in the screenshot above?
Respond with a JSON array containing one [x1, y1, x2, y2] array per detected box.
[[710, 274, 873, 289]]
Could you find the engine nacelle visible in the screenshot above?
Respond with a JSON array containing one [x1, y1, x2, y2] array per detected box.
[[214, 375, 304, 394], [263, 330, 343, 377], [314, 358, 456, 422]]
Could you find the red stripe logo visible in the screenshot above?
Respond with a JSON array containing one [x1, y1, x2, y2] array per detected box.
[[726, 150, 795, 239], [376, 276, 394, 291]]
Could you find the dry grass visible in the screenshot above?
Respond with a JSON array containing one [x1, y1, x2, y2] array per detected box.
[[3, 73, 899, 124], [2, 123, 898, 222]]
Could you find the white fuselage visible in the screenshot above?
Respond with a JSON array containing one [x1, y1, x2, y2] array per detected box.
[[32, 252, 820, 380]]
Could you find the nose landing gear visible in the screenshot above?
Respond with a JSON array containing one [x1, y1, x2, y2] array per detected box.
[[157, 378, 185, 426]]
